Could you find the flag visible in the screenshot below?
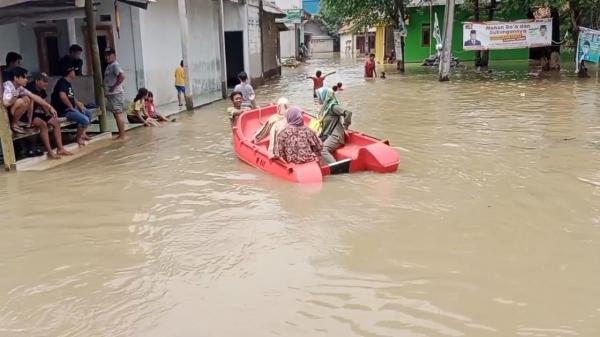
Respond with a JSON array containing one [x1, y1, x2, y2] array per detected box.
[[433, 12, 442, 47]]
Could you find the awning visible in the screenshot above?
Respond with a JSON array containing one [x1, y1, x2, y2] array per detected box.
[[117, 0, 154, 10], [263, 1, 286, 18], [276, 22, 288, 31]]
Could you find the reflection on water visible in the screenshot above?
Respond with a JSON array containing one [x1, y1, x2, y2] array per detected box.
[[1, 56, 600, 337]]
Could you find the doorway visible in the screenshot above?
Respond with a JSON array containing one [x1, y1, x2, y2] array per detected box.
[[35, 27, 61, 76], [82, 25, 115, 76], [225, 31, 244, 87]]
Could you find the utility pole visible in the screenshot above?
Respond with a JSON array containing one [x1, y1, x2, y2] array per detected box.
[[439, 0, 455, 81], [85, 0, 108, 131], [397, 0, 406, 72]]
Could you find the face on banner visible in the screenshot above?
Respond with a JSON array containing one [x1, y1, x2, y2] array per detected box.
[[463, 19, 553, 51], [578, 28, 600, 63]]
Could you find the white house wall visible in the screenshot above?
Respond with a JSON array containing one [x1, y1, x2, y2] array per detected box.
[[224, 1, 244, 31], [139, 0, 183, 105], [247, 4, 262, 81], [0, 24, 21, 62], [310, 37, 333, 53], [186, 0, 221, 99]]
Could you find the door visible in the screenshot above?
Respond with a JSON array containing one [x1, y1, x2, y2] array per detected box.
[[225, 31, 245, 88], [35, 27, 61, 75]]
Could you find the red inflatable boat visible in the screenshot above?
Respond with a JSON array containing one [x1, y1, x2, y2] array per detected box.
[[232, 105, 400, 183]]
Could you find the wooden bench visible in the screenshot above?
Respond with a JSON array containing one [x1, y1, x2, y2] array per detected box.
[[11, 108, 99, 141]]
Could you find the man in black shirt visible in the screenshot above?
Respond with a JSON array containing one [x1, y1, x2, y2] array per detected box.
[[59, 45, 84, 76], [51, 66, 92, 146], [25, 73, 73, 158], [1, 52, 23, 82]]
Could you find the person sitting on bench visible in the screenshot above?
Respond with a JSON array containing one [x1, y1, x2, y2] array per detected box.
[[51, 66, 92, 146], [2, 67, 56, 135], [25, 73, 73, 159]]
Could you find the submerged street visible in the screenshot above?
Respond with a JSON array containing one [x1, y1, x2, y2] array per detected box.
[[1, 56, 600, 337]]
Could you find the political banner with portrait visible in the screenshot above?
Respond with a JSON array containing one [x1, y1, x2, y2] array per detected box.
[[463, 19, 553, 51], [577, 27, 600, 64]]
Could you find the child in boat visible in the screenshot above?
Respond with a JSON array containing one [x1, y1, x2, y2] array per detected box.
[[276, 107, 322, 164], [307, 70, 336, 98], [227, 91, 250, 126], [145, 91, 169, 122], [127, 88, 159, 126], [253, 97, 289, 158]]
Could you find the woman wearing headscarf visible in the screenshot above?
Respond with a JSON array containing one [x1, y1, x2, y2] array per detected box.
[[276, 107, 323, 164], [253, 97, 289, 157], [316, 87, 353, 164]]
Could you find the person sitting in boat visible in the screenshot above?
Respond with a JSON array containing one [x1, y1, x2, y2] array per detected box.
[[227, 91, 250, 126], [316, 87, 353, 164], [253, 97, 289, 157], [276, 106, 322, 164]]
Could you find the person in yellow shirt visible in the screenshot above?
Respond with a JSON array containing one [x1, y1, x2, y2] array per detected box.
[[127, 88, 159, 126], [174, 60, 186, 107]]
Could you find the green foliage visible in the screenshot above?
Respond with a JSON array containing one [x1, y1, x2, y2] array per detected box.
[[321, 0, 410, 32]]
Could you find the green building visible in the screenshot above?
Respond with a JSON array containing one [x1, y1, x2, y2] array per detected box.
[[404, 1, 531, 63]]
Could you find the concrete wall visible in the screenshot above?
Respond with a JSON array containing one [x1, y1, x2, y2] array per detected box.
[[186, 0, 222, 98], [139, 0, 183, 105], [340, 32, 354, 56], [0, 24, 21, 61], [262, 14, 281, 78], [304, 20, 328, 36], [310, 37, 333, 53], [224, 1, 244, 31], [247, 4, 263, 83]]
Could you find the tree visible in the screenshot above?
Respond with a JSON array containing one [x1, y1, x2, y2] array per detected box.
[[321, 0, 410, 71]]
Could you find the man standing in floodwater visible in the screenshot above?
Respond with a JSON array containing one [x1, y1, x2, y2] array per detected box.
[[104, 48, 127, 140], [364, 54, 377, 78]]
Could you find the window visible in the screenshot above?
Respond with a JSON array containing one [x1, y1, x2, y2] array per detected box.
[[421, 24, 431, 47]]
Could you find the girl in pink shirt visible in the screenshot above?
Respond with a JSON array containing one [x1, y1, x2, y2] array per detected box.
[[145, 91, 168, 122]]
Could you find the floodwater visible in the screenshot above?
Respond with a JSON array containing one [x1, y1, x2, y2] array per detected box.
[[1, 55, 600, 337]]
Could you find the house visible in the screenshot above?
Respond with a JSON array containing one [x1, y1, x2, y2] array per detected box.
[[0, 0, 286, 106], [304, 17, 335, 53], [404, 0, 536, 63], [0, 0, 286, 169], [262, 1, 288, 79], [273, 0, 306, 59], [338, 24, 376, 57]]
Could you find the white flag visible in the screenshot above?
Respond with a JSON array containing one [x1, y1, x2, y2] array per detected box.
[[433, 12, 442, 47]]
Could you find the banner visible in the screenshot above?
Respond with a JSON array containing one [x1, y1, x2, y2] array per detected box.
[[276, 9, 302, 24], [577, 27, 600, 64], [462, 18, 553, 51], [393, 30, 403, 61], [433, 12, 442, 48]]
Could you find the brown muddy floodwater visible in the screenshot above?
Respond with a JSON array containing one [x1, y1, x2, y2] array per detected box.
[[1, 55, 600, 337]]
